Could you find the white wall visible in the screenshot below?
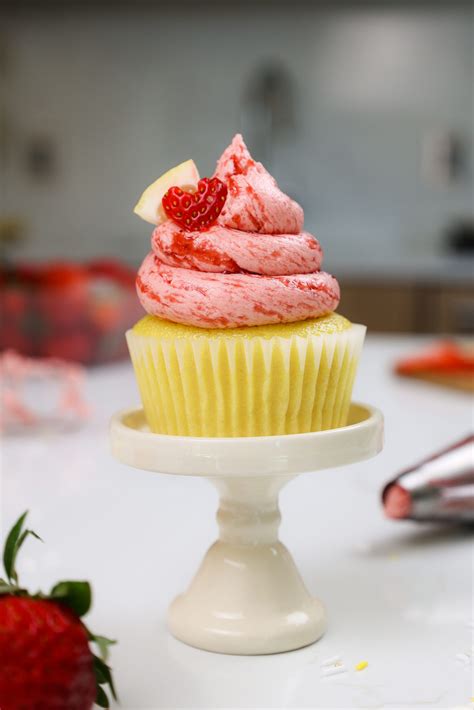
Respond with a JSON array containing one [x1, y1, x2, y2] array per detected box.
[[2, 5, 473, 268]]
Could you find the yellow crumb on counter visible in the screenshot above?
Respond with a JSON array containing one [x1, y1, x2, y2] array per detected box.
[[355, 661, 368, 671]]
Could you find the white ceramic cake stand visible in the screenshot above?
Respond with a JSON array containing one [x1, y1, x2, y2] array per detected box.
[[110, 402, 383, 655]]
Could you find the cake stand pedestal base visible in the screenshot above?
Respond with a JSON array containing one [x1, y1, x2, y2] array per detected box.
[[110, 402, 383, 655], [169, 476, 326, 654]]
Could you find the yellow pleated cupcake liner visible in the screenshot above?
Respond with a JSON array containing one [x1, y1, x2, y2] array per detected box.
[[127, 315, 366, 437]]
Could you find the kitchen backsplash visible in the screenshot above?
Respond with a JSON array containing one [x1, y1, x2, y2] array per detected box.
[[2, 3, 473, 267]]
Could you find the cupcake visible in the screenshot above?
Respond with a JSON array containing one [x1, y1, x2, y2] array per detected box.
[[129, 135, 365, 437]]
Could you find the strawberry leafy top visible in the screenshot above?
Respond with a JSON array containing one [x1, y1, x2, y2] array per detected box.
[[1, 511, 117, 708]]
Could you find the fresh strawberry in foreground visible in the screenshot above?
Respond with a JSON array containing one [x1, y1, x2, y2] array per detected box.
[[0, 512, 117, 710]]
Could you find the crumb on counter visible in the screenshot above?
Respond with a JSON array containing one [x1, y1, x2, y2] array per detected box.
[[320, 655, 342, 668], [355, 661, 368, 671]]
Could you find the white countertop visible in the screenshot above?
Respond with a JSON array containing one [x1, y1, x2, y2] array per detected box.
[[2, 336, 473, 709]]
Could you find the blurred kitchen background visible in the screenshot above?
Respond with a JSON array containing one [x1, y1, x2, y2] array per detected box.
[[0, 0, 473, 365]]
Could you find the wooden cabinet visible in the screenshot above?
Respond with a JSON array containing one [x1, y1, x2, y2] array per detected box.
[[338, 280, 474, 334], [434, 288, 474, 335], [339, 283, 416, 332]]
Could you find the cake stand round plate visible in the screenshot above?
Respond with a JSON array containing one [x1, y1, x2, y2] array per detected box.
[[110, 402, 383, 655]]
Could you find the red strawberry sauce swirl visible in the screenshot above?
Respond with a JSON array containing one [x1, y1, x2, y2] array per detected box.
[[137, 135, 340, 328]]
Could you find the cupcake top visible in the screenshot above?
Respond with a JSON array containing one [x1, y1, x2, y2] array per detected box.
[[214, 134, 303, 234], [135, 135, 340, 328]]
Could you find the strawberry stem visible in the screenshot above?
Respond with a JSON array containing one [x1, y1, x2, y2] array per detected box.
[[2, 511, 42, 584], [49, 580, 92, 617]]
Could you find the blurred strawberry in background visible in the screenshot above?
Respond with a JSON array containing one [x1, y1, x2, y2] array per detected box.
[[37, 263, 90, 329], [0, 259, 142, 365]]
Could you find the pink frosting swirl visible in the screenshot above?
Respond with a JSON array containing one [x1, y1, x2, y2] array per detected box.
[[214, 134, 304, 234], [151, 221, 322, 276], [137, 135, 340, 328]]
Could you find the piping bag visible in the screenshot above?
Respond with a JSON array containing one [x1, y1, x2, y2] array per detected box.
[[382, 435, 474, 523]]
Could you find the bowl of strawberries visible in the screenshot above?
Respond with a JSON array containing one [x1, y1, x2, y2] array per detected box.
[[0, 259, 142, 365]]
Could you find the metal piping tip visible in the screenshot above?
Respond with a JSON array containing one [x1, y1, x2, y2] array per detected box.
[[382, 435, 474, 524], [383, 484, 412, 519]]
